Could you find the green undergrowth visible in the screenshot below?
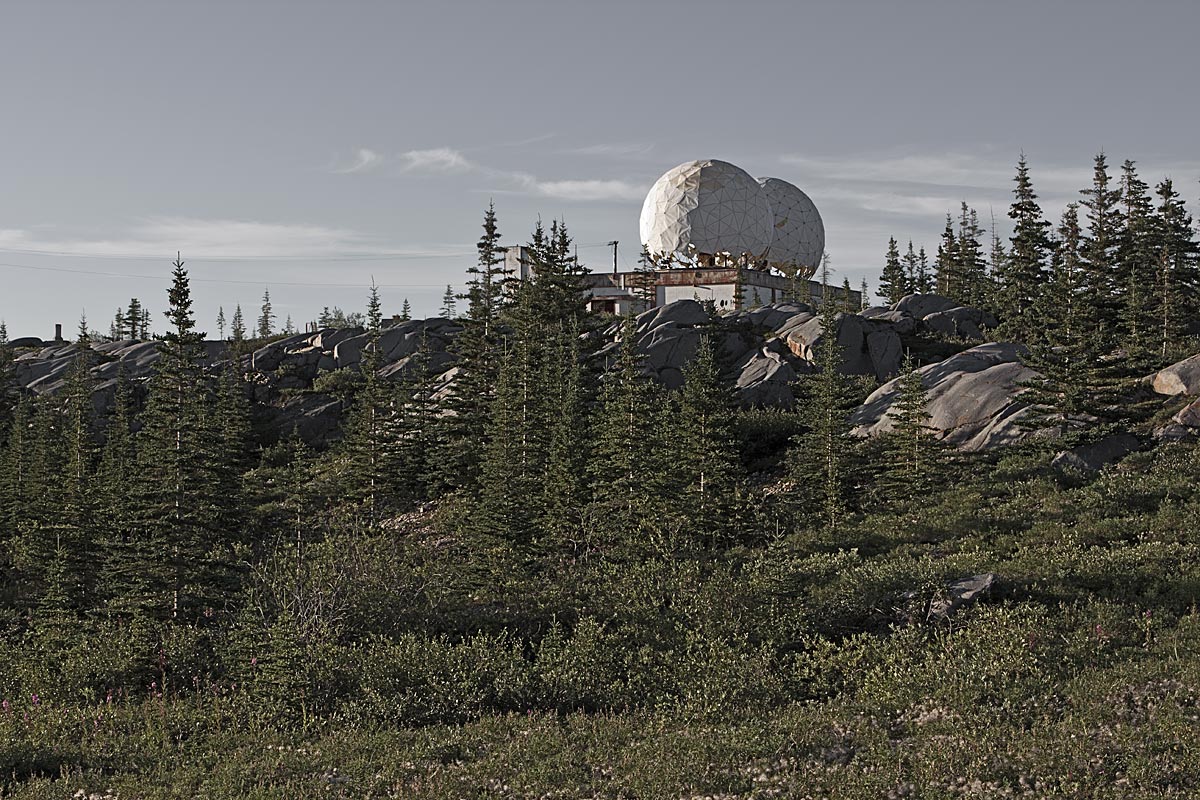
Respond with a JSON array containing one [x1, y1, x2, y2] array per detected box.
[[5, 440, 1200, 797]]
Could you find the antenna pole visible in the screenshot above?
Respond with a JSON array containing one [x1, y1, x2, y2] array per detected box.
[[608, 240, 619, 276]]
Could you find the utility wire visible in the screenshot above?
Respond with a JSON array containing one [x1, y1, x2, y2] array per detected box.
[[0, 246, 475, 263], [0, 260, 452, 289]]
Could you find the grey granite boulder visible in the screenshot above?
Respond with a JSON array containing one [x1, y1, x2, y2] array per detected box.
[[786, 312, 903, 381], [928, 574, 997, 621], [850, 342, 1037, 450], [635, 299, 711, 333], [920, 306, 998, 341], [1152, 353, 1200, 396], [893, 293, 959, 319], [1174, 397, 1200, 427], [1051, 432, 1141, 474]]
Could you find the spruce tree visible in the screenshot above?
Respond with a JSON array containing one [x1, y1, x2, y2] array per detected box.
[[257, 288, 274, 338], [214, 360, 252, 536], [1021, 204, 1118, 436], [632, 245, 659, 310], [916, 246, 933, 293], [935, 215, 957, 298], [231, 304, 246, 345], [472, 325, 549, 549], [1079, 153, 1124, 333], [1116, 159, 1157, 366], [955, 203, 989, 307], [878, 354, 941, 503], [440, 285, 457, 318], [588, 317, 668, 540], [0, 332, 14, 444], [339, 284, 392, 518], [789, 257, 859, 532], [125, 254, 229, 619], [839, 277, 856, 314], [671, 335, 741, 543], [901, 241, 919, 298], [0, 396, 34, 532], [878, 236, 907, 304], [96, 364, 138, 607], [1151, 177, 1200, 330], [126, 299, 144, 339], [400, 299, 411, 321], [433, 203, 510, 494], [112, 308, 127, 340], [994, 155, 1052, 340], [216, 306, 226, 340], [386, 333, 439, 507], [538, 320, 592, 545], [52, 352, 100, 610]]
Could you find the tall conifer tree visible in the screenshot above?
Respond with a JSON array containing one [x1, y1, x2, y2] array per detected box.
[[994, 155, 1052, 339], [878, 237, 907, 304]]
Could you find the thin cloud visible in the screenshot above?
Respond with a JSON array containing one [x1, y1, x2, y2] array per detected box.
[[331, 147, 383, 174], [535, 179, 646, 202], [400, 147, 649, 203], [0, 217, 388, 259], [782, 150, 1200, 198], [569, 142, 654, 158], [401, 147, 473, 173]]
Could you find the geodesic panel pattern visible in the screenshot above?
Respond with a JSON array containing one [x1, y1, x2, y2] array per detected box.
[[639, 160, 774, 261], [758, 177, 825, 278]]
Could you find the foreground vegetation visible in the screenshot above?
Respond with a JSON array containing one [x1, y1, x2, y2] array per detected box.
[[4, 151, 1200, 795], [3, 438, 1200, 797]]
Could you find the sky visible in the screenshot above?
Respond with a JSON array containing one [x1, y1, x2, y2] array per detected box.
[[2, 0, 1199, 338]]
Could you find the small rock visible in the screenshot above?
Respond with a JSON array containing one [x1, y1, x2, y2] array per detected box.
[[1153, 353, 1200, 396], [928, 573, 997, 621], [1052, 432, 1141, 474]]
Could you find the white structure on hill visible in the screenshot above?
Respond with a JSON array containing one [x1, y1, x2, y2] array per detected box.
[[507, 158, 849, 316]]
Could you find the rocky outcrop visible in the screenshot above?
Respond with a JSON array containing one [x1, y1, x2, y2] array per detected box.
[[595, 300, 817, 402], [1174, 397, 1200, 427], [1051, 433, 1142, 474], [849, 342, 1037, 450], [860, 307, 916, 335], [868, 293, 998, 342], [1152, 353, 1200, 396], [11, 339, 230, 397], [920, 306, 998, 341], [733, 340, 806, 407], [785, 312, 903, 382], [259, 392, 345, 444], [894, 293, 960, 319]]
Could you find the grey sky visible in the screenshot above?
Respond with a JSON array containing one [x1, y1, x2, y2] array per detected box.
[[2, 0, 1198, 337]]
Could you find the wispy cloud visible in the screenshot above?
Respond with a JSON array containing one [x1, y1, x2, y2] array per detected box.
[[782, 150, 1200, 200], [331, 147, 383, 174], [569, 142, 654, 158], [397, 144, 648, 202], [401, 147, 473, 173], [0, 217, 389, 259], [534, 179, 646, 201]]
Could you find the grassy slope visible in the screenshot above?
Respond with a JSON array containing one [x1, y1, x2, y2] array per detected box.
[[5, 443, 1200, 798]]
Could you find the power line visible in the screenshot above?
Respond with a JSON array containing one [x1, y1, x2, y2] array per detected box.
[[0, 260, 453, 289], [0, 246, 475, 263]]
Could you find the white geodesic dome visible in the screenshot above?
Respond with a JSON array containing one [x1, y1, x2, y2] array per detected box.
[[639, 160, 774, 262], [757, 177, 825, 278]]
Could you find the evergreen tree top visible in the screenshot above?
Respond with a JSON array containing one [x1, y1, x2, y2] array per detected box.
[[161, 254, 205, 346]]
